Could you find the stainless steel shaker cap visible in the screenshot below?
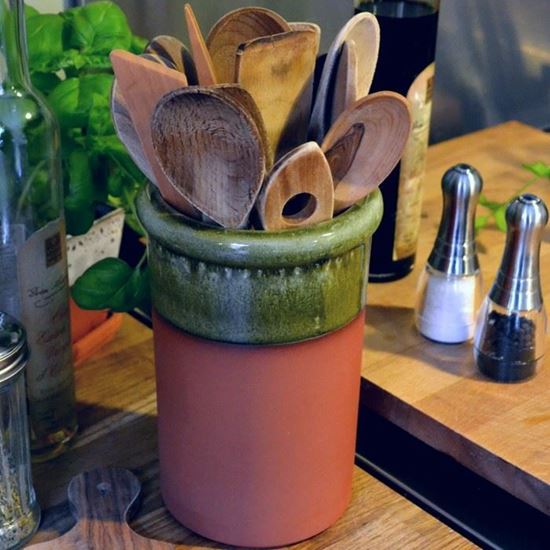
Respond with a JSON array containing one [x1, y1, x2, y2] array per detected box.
[[0, 312, 28, 385]]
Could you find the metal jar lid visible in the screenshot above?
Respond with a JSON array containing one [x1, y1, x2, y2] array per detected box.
[[0, 312, 28, 386]]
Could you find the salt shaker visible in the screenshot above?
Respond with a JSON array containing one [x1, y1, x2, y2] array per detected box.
[[0, 312, 40, 548], [415, 164, 483, 343], [474, 194, 548, 382]]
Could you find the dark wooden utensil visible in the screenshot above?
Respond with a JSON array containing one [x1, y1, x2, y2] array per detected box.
[[151, 86, 266, 228], [28, 468, 174, 549], [331, 39, 359, 125], [206, 7, 291, 84], [145, 34, 198, 84], [256, 141, 334, 231], [322, 91, 412, 214]]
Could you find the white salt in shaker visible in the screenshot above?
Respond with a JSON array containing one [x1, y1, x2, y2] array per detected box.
[[415, 164, 483, 343]]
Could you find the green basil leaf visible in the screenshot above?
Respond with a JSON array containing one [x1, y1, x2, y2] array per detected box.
[[72, 258, 149, 312], [522, 161, 550, 179], [64, 194, 95, 236], [66, 1, 132, 54], [475, 214, 489, 232], [25, 13, 65, 73], [494, 205, 508, 232], [67, 150, 94, 203], [130, 34, 148, 54], [87, 92, 113, 136], [48, 78, 86, 128], [31, 71, 61, 96], [24, 5, 40, 19]]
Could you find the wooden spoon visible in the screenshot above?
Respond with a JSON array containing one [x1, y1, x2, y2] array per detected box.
[[28, 468, 174, 549], [151, 86, 265, 228], [145, 34, 198, 84], [206, 7, 291, 84], [256, 142, 334, 231], [236, 28, 320, 164], [110, 50, 198, 217], [331, 39, 359, 125], [322, 91, 412, 214], [184, 3, 217, 85], [309, 12, 380, 143]]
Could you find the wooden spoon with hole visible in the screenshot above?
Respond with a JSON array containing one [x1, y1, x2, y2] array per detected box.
[[184, 3, 217, 85], [236, 28, 320, 164], [206, 7, 291, 84], [151, 86, 266, 228], [110, 50, 199, 217], [322, 91, 412, 214], [309, 12, 380, 143], [256, 142, 334, 231]]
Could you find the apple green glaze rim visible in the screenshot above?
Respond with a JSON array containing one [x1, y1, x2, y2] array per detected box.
[[137, 185, 383, 344]]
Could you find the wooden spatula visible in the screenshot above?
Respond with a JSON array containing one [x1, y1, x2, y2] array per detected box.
[[110, 50, 198, 218], [184, 3, 217, 85], [28, 468, 174, 549], [206, 7, 291, 84], [151, 86, 266, 228], [322, 91, 412, 214], [331, 39, 359, 125], [309, 12, 380, 143], [145, 34, 198, 84], [256, 142, 334, 231], [236, 28, 320, 163]]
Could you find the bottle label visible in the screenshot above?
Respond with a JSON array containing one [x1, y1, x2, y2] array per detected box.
[[16, 219, 74, 401], [393, 63, 435, 261]]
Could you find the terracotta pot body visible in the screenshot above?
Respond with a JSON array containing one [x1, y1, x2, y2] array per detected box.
[[137, 186, 383, 547]]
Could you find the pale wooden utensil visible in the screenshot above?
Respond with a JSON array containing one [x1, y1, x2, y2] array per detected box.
[[331, 39, 359, 125], [236, 28, 320, 164], [322, 91, 412, 214], [206, 7, 291, 84], [309, 12, 380, 143], [110, 50, 198, 217], [28, 468, 174, 549], [184, 3, 217, 85], [256, 141, 334, 231], [151, 86, 266, 228], [145, 34, 198, 83]]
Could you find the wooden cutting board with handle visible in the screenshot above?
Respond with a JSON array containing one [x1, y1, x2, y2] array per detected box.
[[28, 468, 174, 549], [206, 7, 291, 84], [110, 50, 198, 218], [256, 141, 334, 231], [236, 28, 320, 164]]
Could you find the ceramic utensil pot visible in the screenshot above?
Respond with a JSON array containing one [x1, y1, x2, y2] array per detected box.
[[136, 184, 382, 548], [206, 7, 291, 84], [151, 86, 266, 228], [323, 91, 412, 213]]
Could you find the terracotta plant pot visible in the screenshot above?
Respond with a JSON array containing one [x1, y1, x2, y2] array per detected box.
[[137, 186, 382, 548]]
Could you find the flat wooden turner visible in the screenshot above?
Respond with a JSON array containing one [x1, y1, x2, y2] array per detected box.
[[28, 468, 174, 549]]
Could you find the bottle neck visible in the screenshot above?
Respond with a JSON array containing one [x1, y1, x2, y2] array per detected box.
[[0, 0, 30, 92]]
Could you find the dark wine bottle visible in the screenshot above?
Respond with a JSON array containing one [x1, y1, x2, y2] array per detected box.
[[355, 0, 440, 282]]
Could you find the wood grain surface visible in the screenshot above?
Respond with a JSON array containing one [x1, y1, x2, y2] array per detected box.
[[151, 86, 265, 228], [206, 7, 291, 84], [331, 39, 359, 126], [145, 35, 197, 84], [256, 142, 334, 230], [184, 4, 217, 85], [362, 121, 550, 516], [30, 315, 472, 549], [236, 28, 320, 163], [322, 91, 412, 213]]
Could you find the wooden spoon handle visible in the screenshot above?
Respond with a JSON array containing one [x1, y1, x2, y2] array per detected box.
[[184, 3, 217, 85]]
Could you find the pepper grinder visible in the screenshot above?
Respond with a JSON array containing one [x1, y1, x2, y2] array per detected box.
[[415, 164, 483, 343], [474, 194, 548, 382]]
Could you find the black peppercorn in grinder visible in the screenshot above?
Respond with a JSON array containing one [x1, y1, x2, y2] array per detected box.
[[474, 194, 548, 382]]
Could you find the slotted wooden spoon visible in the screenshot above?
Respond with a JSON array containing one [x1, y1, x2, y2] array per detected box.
[[110, 50, 198, 217], [206, 6, 291, 84], [309, 12, 380, 143], [236, 28, 320, 164], [322, 91, 412, 214], [151, 86, 266, 228], [256, 141, 334, 231]]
